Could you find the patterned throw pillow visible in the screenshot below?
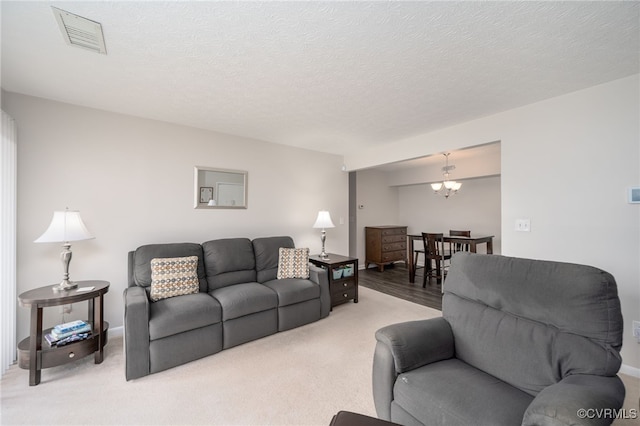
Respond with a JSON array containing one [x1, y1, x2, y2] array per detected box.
[[150, 256, 199, 302], [277, 247, 310, 279]]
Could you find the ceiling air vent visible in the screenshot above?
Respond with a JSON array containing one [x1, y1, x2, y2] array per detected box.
[[52, 7, 107, 54]]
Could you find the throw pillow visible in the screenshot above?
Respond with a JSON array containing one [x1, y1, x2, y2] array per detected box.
[[277, 247, 310, 279], [150, 256, 199, 302]]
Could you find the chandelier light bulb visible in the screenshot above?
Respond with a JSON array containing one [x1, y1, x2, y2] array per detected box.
[[432, 153, 462, 198]]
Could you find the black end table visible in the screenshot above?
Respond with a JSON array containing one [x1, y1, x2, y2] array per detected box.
[[309, 253, 359, 309], [18, 280, 109, 385], [330, 411, 400, 426]]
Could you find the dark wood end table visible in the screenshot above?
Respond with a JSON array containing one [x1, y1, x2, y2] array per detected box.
[[309, 253, 359, 309], [330, 411, 400, 426], [18, 280, 109, 385]]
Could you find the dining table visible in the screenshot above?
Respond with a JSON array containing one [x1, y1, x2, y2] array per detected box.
[[407, 234, 495, 283]]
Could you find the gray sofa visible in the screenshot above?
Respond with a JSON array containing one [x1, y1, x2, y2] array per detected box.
[[373, 252, 625, 426], [124, 236, 330, 380]]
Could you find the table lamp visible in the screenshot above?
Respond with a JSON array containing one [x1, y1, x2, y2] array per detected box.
[[312, 210, 335, 259], [34, 208, 94, 292]]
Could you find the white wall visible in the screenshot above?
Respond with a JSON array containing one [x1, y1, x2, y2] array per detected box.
[[354, 169, 400, 265], [355, 171, 501, 266], [345, 75, 640, 371], [386, 143, 501, 187], [3, 92, 349, 343], [398, 176, 501, 254]]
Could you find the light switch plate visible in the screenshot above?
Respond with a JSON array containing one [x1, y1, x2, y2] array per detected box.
[[515, 219, 531, 232]]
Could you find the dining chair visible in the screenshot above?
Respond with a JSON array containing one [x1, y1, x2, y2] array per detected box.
[[413, 242, 426, 282], [449, 229, 471, 253], [421, 232, 452, 289]]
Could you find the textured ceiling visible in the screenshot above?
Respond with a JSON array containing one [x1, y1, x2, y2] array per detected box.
[[2, 1, 638, 156]]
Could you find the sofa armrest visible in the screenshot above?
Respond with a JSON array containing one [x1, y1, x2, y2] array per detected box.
[[123, 285, 151, 380], [522, 374, 626, 426], [309, 263, 331, 318], [373, 318, 454, 420]]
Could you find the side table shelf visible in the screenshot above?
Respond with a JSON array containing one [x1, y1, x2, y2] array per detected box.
[[309, 253, 359, 309], [18, 280, 110, 386], [18, 321, 109, 370]]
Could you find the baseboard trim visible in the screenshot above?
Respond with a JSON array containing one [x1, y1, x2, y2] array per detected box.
[[109, 325, 123, 338], [620, 364, 640, 378]]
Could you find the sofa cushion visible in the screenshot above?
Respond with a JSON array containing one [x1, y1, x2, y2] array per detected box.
[[253, 236, 295, 283], [263, 278, 320, 307], [149, 292, 222, 340], [149, 256, 200, 302], [203, 238, 257, 290], [133, 243, 207, 293], [277, 247, 310, 279], [393, 358, 533, 425], [443, 253, 623, 396], [210, 282, 277, 321]]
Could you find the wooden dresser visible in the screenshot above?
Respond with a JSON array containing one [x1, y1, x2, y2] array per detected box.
[[365, 226, 408, 272]]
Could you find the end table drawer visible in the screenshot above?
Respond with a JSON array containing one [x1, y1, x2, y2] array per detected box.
[[331, 279, 356, 295], [331, 287, 357, 305], [41, 338, 99, 369]]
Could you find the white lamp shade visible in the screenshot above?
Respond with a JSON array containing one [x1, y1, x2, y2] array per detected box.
[[312, 210, 335, 229], [444, 180, 458, 190], [34, 210, 94, 243], [431, 183, 443, 191], [453, 182, 462, 191]]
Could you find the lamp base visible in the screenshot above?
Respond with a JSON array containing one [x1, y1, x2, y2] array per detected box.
[[53, 279, 78, 292], [319, 229, 330, 259]]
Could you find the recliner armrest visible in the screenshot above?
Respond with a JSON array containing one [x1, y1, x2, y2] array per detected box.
[[375, 317, 454, 373], [522, 374, 626, 426], [123, 286, 151, 380], [373, 317, 454, 420]]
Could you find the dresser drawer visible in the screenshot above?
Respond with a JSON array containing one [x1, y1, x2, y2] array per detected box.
[[381, 235, 406, 244], [381, 228, 406, 236], [381, 250, 406, 262], [382, 242, 406, 252]]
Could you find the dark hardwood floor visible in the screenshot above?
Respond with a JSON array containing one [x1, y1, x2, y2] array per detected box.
[[358, 263, 443, 311]]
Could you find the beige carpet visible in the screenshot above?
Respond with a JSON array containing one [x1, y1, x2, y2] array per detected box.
[[1, 287, 440, 425], [2, 286, 638, 426]]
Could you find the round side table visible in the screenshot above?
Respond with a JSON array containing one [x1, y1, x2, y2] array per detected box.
[[18, 280, 109, 386]]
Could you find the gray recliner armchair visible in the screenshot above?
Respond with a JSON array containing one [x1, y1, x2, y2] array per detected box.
[[373, 253, 625, 426]]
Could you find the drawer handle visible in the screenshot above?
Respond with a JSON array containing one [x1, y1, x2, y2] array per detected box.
[[343, 282, 348, 287], [343, 293, 348, 298], [68, 352, 75, 358]]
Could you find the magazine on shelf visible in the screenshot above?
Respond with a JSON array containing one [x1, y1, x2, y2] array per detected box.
[[51, 323, 92, 340], [53, 319, 89, 334], [45, 331, 92, 347]]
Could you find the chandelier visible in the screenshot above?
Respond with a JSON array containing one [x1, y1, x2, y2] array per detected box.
[[431, 153, 462, 198]]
